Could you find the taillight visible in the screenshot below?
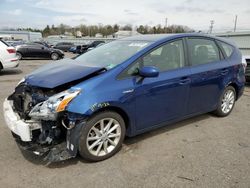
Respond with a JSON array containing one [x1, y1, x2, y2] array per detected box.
[[7, 48, 16, 53]]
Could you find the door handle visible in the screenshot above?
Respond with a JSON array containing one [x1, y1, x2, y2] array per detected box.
[[221, 69, 229, 75], [179, 77, 191, 85]]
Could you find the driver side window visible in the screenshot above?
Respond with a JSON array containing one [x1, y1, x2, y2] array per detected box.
[[120, 40, 185, 78]]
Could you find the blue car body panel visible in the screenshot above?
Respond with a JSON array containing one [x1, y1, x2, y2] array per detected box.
[[25, 58, 105, 88], [26, 33, 245, 137]]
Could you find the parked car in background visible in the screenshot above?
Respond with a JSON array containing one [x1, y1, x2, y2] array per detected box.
[[0, 40, 19, 71], [81, 40, 105, 54], [54, 42, 75, 52], [5, 40, 25, 47], [3, 34, 245, 163], [33, 41, 52, 48], [69, 45, 82, 54], [87, 42, 105, 52], [16, 42, 64, 60], [242, 56, 250, 82]]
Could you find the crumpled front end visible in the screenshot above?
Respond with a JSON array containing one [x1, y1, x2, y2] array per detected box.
[[3, 83, 86, 163]]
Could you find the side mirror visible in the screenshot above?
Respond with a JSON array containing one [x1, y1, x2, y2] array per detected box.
[[139, 66, 159, 78]]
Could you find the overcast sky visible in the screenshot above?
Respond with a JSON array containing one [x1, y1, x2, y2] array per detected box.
[[0, 0, 249, 32]]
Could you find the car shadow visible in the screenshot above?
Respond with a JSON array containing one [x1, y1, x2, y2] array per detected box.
[[0, 69, 22, 75], [124, 113, 210, 146], [18, 113, 210, 168]]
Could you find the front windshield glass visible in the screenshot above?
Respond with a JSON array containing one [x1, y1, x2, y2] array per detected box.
[[75, 40, 151, 69]]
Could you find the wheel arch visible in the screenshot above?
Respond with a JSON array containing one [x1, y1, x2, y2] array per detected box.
[[0, 61, 3, 70], [227, 82, 239, 100], [90, 106, 132, 135]]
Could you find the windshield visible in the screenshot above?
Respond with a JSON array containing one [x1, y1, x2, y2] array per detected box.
[[75, 40, 151, 69]]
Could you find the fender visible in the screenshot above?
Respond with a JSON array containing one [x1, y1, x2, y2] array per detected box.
[[67, 97, 136, 136]]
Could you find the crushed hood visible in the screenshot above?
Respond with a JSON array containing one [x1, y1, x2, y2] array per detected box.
[[25, 58, 104, 88]]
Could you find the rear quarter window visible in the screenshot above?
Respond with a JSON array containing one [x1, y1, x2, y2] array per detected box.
[[217, 41, 234, 58]]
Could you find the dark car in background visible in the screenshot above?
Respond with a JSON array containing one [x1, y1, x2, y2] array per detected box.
[[81, 40, 105, 54], [16, 42, 64, 60], [69, 41, 105, 54], [242, 56, 250, 82], [69, 45, 82, 54], [54, 42, 75, 52], [33, 41, 53, 48]]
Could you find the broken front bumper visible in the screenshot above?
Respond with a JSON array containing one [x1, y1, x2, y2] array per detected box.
[[3, 99, 41, 141], [3, 99, 85, 162]]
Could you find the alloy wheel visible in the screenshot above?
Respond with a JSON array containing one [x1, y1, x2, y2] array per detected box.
[[51, 53, 59, 60], [221, 89, 235, 114], [86, 118, 121, 157]]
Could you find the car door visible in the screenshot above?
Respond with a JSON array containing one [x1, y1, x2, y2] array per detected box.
[[186, 37, 228, 114], [121, 39, 191, 131], [26, 44, 44, 57]]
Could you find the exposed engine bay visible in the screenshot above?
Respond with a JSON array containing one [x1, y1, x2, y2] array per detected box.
[[7, 82, 86, 163], [3, 58, 110, 163]]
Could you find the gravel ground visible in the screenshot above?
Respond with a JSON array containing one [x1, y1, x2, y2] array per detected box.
[[0, 53, 250, 188]]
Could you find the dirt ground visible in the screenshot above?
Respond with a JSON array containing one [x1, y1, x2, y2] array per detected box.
[[0, 53, 249, 188]]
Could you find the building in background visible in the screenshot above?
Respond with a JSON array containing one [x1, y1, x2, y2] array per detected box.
[[0, 30, 42, 41], [76, 30, 82, 38]]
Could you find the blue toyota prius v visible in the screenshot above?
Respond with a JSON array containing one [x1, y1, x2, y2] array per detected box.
[[3, 33, 245, 162]]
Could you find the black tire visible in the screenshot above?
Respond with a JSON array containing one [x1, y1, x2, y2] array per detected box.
[[79, 111, 126, 162], [214, 86, 236, 117], [16, 52, 22, 60], [51, 52, 59, 60]]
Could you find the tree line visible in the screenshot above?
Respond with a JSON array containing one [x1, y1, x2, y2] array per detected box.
[[16, 23, 194, 37]]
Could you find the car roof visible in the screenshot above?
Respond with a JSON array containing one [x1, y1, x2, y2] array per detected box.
[[119, 33, 233, 45]]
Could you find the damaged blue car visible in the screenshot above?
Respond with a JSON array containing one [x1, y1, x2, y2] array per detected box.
[[3, 34, 245, 162]]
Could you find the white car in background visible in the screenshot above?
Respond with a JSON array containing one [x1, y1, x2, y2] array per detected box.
[[0, 40, 19, 71]]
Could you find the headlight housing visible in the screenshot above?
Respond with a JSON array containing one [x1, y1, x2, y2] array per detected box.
[[29, 89, 81, 120]]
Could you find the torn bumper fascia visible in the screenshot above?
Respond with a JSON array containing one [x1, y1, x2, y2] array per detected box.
[[3, 99, 41, 141], [3, 99, 86, 162]]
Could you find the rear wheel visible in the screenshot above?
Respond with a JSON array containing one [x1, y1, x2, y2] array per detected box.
[[16, 52, 22, 60], [79, 111, 126, 162], [51, 52, 59, 60], [214, 86, 236, 117]]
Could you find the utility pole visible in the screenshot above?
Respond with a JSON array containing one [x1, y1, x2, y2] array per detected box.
[[209, 20, 214, 34], [234, 15, 238, 32], [165, 17, 168, 33]]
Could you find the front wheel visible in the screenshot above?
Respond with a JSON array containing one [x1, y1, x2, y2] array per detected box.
[[51, 52, 59, 60], [214, 86, 236, 117], [79, 111, 126, 162]]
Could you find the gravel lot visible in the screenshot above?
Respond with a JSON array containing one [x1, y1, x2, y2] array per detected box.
[[0, 53, 250, 188]]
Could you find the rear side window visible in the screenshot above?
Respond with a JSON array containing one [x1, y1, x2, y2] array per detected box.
[[217, 41, 234, 58], [187, 38, 221, 66]]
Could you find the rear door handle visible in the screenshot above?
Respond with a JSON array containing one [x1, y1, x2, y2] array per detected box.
[[221, 69, 229, 75], [179, 77, 191, 85]]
